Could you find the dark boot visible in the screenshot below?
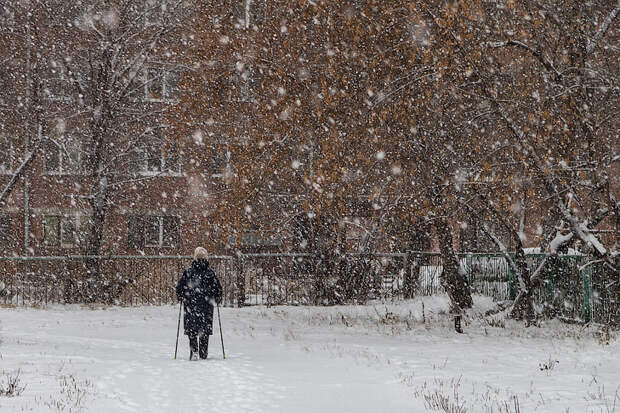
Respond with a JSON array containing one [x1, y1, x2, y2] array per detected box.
[[454, 315, 463, 333], [189, 333, 199, 360], [199, 335, 209, 359]]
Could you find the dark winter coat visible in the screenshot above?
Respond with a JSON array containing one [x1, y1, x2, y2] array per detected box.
[[176, 259, 223, 336]]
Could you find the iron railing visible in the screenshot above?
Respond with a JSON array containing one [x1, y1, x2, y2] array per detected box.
[[0, 252, 615, 324]]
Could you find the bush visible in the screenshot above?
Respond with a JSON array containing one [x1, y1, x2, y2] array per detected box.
[[0, 369, 25, 397]]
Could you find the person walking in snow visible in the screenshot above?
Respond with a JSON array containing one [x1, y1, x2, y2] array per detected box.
[[176, 247, 223, 360]]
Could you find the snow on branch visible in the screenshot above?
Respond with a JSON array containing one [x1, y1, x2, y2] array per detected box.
[[530, 231, 573, 284], [549, 231, 574, 253], [586, 0, 620, 55], [481, 223, 526, 291], [487, 40, 561, 79], [494, 103, 616, 272], [0, 151, 35, 206]]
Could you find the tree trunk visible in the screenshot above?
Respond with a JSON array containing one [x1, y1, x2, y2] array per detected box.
[[84, 175, 108, 303], [403, 254, 418, 299], [435, 219, 473, 312], [506, 223, 537, 322], [236, 256, 246, 308], [509, 248, 536, 322]]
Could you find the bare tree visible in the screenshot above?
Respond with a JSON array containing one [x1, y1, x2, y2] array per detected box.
[[0, 1, 50, 252], [30, 0, 196, 301], [434, 0, 619, 320]]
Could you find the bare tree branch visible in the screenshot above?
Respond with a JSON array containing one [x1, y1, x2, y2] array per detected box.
[[586, 0, 620, 55], [488, 40, 562, 79]]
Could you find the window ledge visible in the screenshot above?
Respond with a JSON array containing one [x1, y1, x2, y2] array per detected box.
[[45, 96, 73, 103], [143, 97, 178, 104], [136, 171, 182, 178], [44, 171, 86, 177]]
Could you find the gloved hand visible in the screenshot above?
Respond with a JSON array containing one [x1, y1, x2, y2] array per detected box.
[[208, 298, 217, 306]]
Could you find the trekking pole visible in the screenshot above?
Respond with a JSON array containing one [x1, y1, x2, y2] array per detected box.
[[217, 303, 225, 359], [174, 302, 182, 359]]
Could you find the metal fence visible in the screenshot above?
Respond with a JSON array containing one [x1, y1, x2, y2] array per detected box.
[[0, 255, 235, 306], [409, 252, 606, 322], [0, 252, 616, 324]]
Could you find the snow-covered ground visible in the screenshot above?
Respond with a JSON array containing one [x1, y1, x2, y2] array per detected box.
[[0, 296, 618, 412]]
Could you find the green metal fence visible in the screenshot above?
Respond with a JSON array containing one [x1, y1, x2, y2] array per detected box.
[[410, 252, 616, 323]]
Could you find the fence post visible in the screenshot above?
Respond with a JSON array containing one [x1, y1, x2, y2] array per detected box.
[[581, 257, 592, 322], [508, 262, 516, 300], [402, 253, 411, 299], [545, 256, 553, 309], [236, 254, 245, 308]]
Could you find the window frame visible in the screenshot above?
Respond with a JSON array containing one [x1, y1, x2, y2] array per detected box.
[[43, 75, 72, 102], [236, 0, 266, 29], [43, 62, 72, 102], [0, 214, 12, 247], [143, 0, 166, 27], [128, 215, 180, 249], [0, 135, 14, 175], [143, 67, 180, 102], [60, 216, 77, 247], [43, 214, 84, 248], [241, 231, 282, 247], [144, 216, 163, 247], [44, 138, 84, 176], [210, 148, 231, 179], [135, 141, 182, 177], [43, 215, 60, 247], [0, 7, 15, 26]]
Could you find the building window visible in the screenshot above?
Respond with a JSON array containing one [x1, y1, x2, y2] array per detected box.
[[0, 66, 14, 100], [210, 148, 230, 179], [0, 214, 12, 246], [144, 0, 166, 26], [45, 138, 83, 175], [144, 67, 180, 100], [233, 0, 266, 29], [127, 215, 179, 248], [43, 63, 71, 101], [43, 76, 71, 101], [43, 215, 89, 247], [241, 231, 282, 247], [43, 216, 59, 246], [0, 135, 14, 174], [134, 141, 181, 176], [0, 6, 14, 27], [239, 67, 261, 102], [230, 65, 261, 103]]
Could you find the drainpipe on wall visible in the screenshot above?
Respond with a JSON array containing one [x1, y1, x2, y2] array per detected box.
[[24, 168, 30, 253], [24, 5, 32, 255]]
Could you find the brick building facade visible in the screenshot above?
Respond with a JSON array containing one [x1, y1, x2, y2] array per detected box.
[[0, 1, 225, 258], [1, 1, 616, 260]]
